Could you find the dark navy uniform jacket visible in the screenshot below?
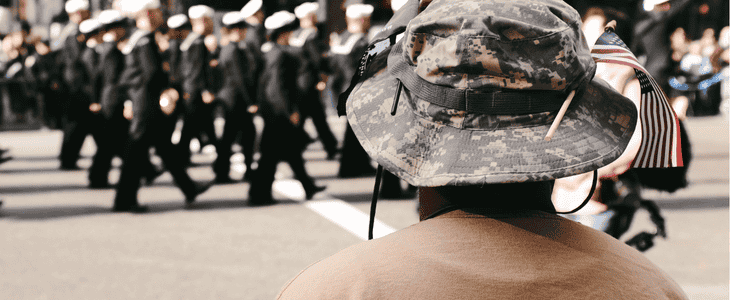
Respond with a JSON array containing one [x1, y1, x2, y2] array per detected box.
[[58, 27, 88, 95], [97, 42, 126, 119], [179, 32, 210, 105], [326, 31, 369, 97], [258, 44, 303, 120], [118, 29, 168, 139], [216, 42, 255, 111]]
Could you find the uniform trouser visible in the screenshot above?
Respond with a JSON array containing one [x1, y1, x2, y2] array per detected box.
[[178, 97, 217, 160], [248, 118, 315, 202], [59, 100, 101, 168], [301, 93, 337, 155], [338, 123, 376, 177], [42, 88, 65, 129], [213, 108, 256, 179], [87, 114, 158, 185], [114, 122, 198, 207]]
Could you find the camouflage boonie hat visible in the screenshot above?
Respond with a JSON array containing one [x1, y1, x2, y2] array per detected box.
[[346, 0, 638, 186]]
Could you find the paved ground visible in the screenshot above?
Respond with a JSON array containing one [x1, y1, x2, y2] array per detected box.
[[0, 115, 727, 300]]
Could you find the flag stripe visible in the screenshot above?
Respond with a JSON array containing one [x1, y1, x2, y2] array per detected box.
[[591, 31, 683, 168]]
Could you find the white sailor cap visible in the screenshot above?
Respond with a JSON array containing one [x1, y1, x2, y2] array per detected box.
[[189, 5, 214, 19], [167, 14, 190, 29], [391, 0, 407, 12], [345, 4, 374, 19], [294, 2, 319, 19], [124, 0, 161, 14], [264, 11, 296, 30], [79, 18, 100, 34], [240, 0, 263, 18], [222, 11, 247, 27], [65, 0, 89, 14], [98, 10, 124, 25], [643, 0, 670, 11]]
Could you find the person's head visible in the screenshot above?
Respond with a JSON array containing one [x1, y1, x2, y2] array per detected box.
[[222, 11, 249, 43], [670, 27, 688, 53], [295, 2, 319, 29], [188, 5, 214, 36], [343, 0, 640, 213], [166, 14, 191, 40], [688, 41, 702, 56], [204, 34, 218, 52], [99, 10, 128, 43], [240, 0, 264, 25], [65, 0, 90, 24], [130, 0, 164, 32], [345, 4, 373, 34], [2, 34, 16, 57], [79, 18, 102, 47], [9, 28, 25, 49], [265, 11, 297, 45], [643, 0, 671, 12], [581, 7, 607, 48]]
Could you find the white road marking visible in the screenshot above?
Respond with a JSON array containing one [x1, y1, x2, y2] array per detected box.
[[273, 179, 397, 240]]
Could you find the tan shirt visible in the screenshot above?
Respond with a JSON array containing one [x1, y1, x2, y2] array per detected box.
[[277, 209, 687, 299]]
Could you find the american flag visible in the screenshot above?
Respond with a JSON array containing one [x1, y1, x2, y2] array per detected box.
[[591, 30, 683, 168]]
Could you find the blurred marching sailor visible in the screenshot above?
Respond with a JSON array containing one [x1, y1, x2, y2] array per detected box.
[[248, 11, 325, 205], [290, 2, 339, 160], [164, 14, 191, 96], [328, 3, 377, 178], [113, 0, 210, 212], [213, 11, 259, 183], [87, 10, 160, 188], [239, 0, 266, 106], [58, 0, 92, 170], [177, 5, 218, 164]]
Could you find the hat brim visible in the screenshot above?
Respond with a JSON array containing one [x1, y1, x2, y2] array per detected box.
[[346, 46, 638, 187]]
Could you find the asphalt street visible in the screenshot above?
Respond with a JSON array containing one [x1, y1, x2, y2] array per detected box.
[[0, 115, 727, 300]]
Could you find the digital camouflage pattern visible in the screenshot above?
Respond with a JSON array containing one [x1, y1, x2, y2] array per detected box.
[[346, 0, 638, 186], [393, 0, 594, 93]]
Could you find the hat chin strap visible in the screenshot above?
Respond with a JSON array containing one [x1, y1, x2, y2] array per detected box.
[[368, 80, 404, 240], [553, 169, 598, 214]]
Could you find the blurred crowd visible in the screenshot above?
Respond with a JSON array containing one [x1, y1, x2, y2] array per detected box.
[[567, 0, 729, 119], [0, 0, 726, 209], [0, 0, 407, 210]]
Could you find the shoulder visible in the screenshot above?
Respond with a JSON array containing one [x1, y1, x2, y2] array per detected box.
[[278, 213, 687, 300], [122, 29, 152, 55], [276, 222, 437, 299], [180, 32, 202, 52], [276, 238, 391, 299]]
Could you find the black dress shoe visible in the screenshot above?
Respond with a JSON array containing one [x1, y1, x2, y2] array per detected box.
[[0, 156, 12, 165], [326, 148, 340, 160], [184, 182, 212, 204], [60, 164, 80, 170], [112, 204, 149, 213], [215, 176, 235, 184], [304, 185, 326, 200], [248, 197, 277, 206]]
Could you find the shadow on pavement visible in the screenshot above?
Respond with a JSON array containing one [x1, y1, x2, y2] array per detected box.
[[653, 196, 729, 210], [0, 198, 298, 220], [0, 182, 180, 195]]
